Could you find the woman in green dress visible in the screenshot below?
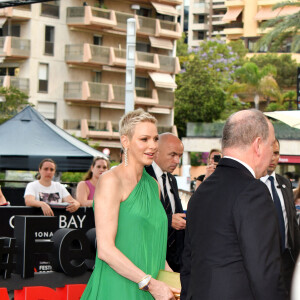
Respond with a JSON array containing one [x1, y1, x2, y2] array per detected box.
[[81, 109, 179, 299]]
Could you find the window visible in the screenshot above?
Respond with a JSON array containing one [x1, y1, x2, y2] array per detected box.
[[45, 26, 54, 55], [136, 42, 150, 53], [0, 24, 21, 37], [41, 1, 60, 18], [198, 15, 205, 23], [38, 63, 49, 93], [93, 35, 102, 46], [0, 67, 18, 76], [93, 71, 101, 83], [91, 107, 100, 121], [197, 31, 205, 40], [157, 14, 174, 22], [246, 38, 267, 53], [38, 102, 56, 124], [136, 7, 152, 17], [135, 76, 149, 89]]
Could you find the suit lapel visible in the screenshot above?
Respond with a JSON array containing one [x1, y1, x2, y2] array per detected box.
[[145, 165, 165, 206], [276, 174, 294, 248], [276, 175, 289, 208]]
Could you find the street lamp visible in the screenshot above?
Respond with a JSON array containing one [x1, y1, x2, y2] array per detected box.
[[125, 18, 136, 113]]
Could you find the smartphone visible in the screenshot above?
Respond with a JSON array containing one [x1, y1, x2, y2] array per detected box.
[[214, 154, 221, 163]]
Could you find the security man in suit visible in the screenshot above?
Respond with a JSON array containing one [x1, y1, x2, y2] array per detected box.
[[145, 133, 185, 272], [261, 138, 300, 295], [181, 109, 286, 300]]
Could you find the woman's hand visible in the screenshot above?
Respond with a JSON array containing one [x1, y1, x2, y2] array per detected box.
[[66, 199, 80, 213], [40, 202, 54, 216], [148, 278, 179, 300]]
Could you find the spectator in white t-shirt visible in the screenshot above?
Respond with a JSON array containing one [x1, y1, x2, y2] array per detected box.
[[24, 158, 80, 216]]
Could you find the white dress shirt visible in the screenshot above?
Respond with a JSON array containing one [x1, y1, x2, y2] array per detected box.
[[261, 172, 288, 249], [152, 161, 175, 213], [223, 156, 256, 178]]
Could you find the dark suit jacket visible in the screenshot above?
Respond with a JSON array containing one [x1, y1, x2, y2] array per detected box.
[[276, 174, 300, 260], [145, 165, 185, 270], [181, 158, 286, 300]]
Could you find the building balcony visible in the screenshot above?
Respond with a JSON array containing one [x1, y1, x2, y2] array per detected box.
[[66, 6, 117, 31], [257, 27, 273, 35], [0, 37, 30, 59], [126, 0, 182, 5], [65, 118, 177, 140], [225, 0, 245, 7], [149, 0, 183, 5], [193, 3, 210, 14], [157, 125, 178, 135], [81, 119, 120, 140], [158, 55, 180, 74], [213, 4, 226, 9], [0, 76, 29, 92], [257, 0, 280, 5], [224, 22, 244, 35], [64, 81, 163, 107], [67, 6, 181, 40], [64, 81, 125, 106], [155, 18, 181, 39], [0, 6, 31, 21], [212, 15, 226, 24], [224, 27, 243, 35], [65, 44, 180, 74], [136, 52, 160, 71], [192, 23, 210, 31], [212, 30, 226, 36]]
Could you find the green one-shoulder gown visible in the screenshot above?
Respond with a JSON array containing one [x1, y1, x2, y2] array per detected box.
[[81, 169, 167, 299]]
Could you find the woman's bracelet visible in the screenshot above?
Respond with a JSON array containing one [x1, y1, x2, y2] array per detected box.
[[138, 274, 152, 291]]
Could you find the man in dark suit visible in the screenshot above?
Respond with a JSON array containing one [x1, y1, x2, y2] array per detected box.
[[146, 133, 185, 272], [181, 109, 286, 300], [261, 138, 300, 295]]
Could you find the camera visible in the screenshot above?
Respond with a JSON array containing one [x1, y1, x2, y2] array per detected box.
[[213, 154, 221, 163]]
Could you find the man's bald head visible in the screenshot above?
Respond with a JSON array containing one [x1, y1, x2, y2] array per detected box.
[[222, 109, 270, 150], [222, 109, 275, 178], [155, 133, 184, 173]]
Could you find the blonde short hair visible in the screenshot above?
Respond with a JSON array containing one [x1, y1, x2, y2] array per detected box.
[[119, 108, 157, 139]]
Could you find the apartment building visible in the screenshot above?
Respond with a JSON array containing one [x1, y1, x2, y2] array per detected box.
[[223, 0, 300, 61], [179, 0, 226, 48], [0, 0, 182, 160]]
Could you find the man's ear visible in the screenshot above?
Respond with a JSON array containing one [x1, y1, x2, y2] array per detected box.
[[253, 136, 262, 156], [120, 135, 129, 149]]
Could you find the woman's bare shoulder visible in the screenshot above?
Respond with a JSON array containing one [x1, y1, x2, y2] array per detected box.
[[77, 180, 87, 187], [98, 166, 123, 186]]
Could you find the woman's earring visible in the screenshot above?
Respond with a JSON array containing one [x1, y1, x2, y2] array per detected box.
[[124, 148, 128, 167]]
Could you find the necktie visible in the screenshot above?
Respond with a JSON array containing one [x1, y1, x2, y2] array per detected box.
[[161, 173, 175, 248], [161, 173, 172, 215], [268, 176, 285, 251]]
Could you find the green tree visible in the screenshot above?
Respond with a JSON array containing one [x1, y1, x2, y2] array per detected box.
[[233, 62, 278, 109], [265, 89, 297, 111], [228, 39, 249, 66], [176, 33, 188, 64], [0, 87, 31, 124], [257, 1, 300, 52], [174, 38, 249, 136], [250, 53, 299, 89], [175, 58, 226, 137], [187, 37, 247, 86]]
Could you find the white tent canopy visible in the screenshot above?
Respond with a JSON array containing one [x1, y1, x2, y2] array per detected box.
[[264, 111, 300, 130]]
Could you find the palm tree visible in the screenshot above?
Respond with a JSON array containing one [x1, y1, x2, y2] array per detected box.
[[256, 1, 300, 52], [230, 62, 278, 109], [265, 90, 297, 111]]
